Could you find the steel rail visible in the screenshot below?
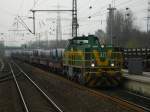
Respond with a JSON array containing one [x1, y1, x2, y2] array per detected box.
[[13, 61, 64, 112], [86, 89, 146, 112], [126, 90, 150, 101], [12, 60, 150, 112], [9, 63, 29, 112], [41, 69, 147, 112], [108, 93, 150, 112]]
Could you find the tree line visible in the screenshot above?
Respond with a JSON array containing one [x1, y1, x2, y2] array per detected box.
[[96, 9, 150, 48]]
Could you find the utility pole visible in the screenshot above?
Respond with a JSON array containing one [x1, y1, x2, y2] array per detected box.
[[107, 4, 116, 46], [147, 0, 150, 32], [72, 0, 78, 37], [33, 11, 36, 35], [56, 4, 62, 48], [30, 0, 78, 38], [38, 33, 40, 48]]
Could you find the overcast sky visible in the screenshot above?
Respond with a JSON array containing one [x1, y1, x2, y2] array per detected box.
[[0, 0, 148, 46]]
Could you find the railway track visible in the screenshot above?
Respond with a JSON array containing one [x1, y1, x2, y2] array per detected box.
[[0, 58, 6, 72], [33, 63, 150, 112], [73, 86, 148, 112], [9, 61, 64, 112], [14, 60, 149, 112], [39, 67, 148, 112], [96, 89, 150, 112], [0, 58, 13, 82]]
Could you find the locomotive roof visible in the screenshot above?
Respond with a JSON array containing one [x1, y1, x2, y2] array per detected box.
[[72, 35, 98, 40]]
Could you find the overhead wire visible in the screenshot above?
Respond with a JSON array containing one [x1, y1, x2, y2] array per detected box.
[[116, 0, 139, 8], [78, 0, 114, 21], [80, 0, 107, 16], [78, 0, 146, 33], [8, 0, 146, 37], [81, 0, 146, 22], [78, 0, 121, 18]]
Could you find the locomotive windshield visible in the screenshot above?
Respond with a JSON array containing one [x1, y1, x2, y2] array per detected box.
[[66, 35, 101, 50], [73, 40, 89, 44]]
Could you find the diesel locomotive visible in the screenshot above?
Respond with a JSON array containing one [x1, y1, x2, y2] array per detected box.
[[12, 35, 123, 87], [63, 35, 123, 87]]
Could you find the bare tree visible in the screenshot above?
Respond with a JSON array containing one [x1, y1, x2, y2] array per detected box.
[[95, 29, 106, 44], [106, 9, 140, 48]]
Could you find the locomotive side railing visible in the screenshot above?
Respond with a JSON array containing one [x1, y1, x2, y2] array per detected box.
[[63, 51, 123, 68]]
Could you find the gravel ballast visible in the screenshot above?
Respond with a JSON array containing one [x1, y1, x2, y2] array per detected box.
[[19, 62, 135, 112]]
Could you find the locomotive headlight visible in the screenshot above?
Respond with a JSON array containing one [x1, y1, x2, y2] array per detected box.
[[111, 63, 115, 67], [91, 63, 95, 67], [101, 45, 104, 48]]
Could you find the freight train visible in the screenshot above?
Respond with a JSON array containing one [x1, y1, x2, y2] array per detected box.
[[122, 48, 150, 71], [12, 35, 123, 87], [114, 47, 150, 71]]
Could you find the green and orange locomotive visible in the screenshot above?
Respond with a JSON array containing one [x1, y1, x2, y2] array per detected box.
[[63, 35, 123, 87], [12, 35, 123, 87]]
